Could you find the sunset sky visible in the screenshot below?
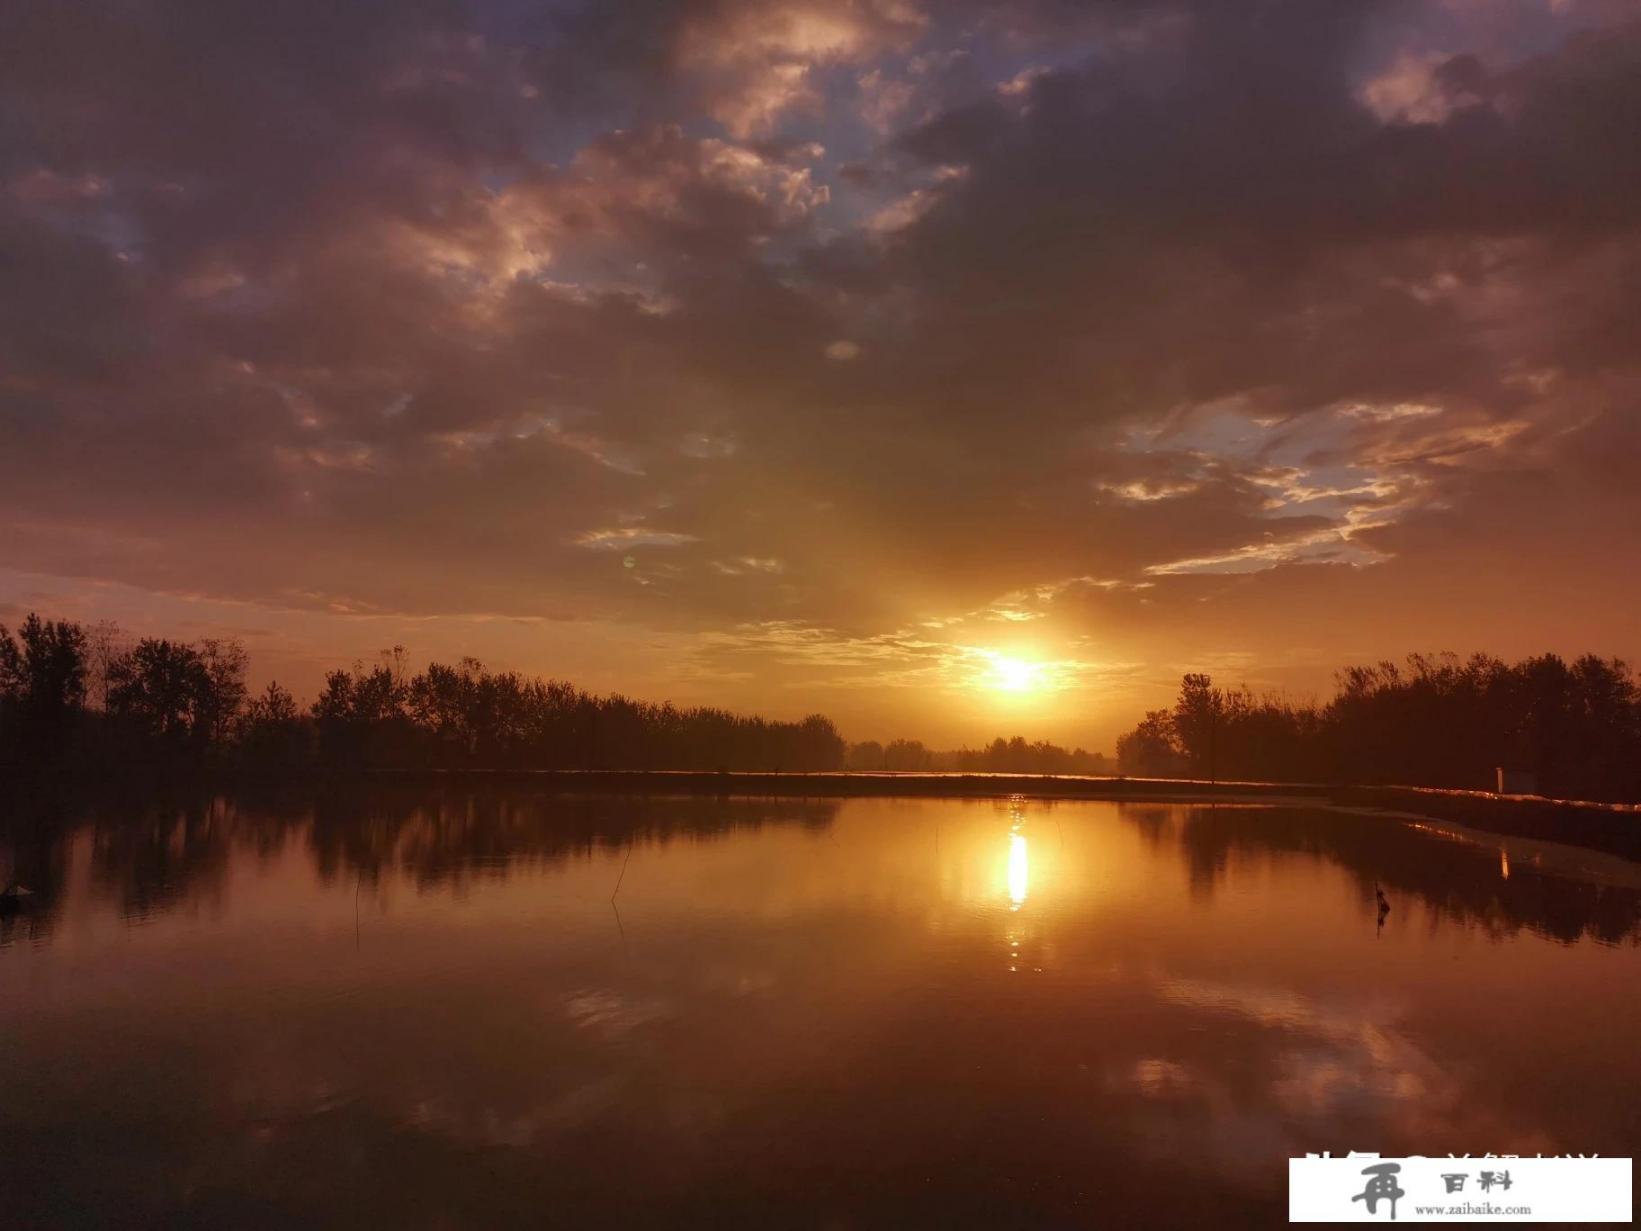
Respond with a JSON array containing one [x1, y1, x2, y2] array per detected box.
[[2, 0, 1639, 749]]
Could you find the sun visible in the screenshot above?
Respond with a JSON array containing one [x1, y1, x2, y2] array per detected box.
[[990, 655, 1041, 693]]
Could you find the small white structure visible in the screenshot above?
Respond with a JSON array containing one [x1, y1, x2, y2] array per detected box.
[[1496, 767, 1537, 795]]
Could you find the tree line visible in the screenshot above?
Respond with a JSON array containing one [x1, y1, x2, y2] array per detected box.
[[0, 613, 845, 773], [845, 736, 1112, 775], [1116, 653, 1641, 803], [10, 611, 1637, 800]]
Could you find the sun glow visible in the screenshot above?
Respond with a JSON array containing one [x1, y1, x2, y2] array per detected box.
[[990, 654, 1040, 693]]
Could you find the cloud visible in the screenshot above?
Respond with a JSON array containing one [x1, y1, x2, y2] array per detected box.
[[1, 0, 1639, 743], [675, 0, 927, 136]]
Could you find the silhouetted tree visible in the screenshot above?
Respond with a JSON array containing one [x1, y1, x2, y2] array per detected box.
[[1, 613, 860, 775], [313, 651, 414, 768], [846, 739, 886, 770], [237, 681, 309, 766], [939, 736, 1109, 775], [1117, 656, 1641, 802], [197, 639, 249, 745], [84, 619, 124, 712], [883, 739, 932, 771], [107, 639, 215, 752], [1172, 673, 1222, 780], [1117, 710, 1182, 776], [0, 614, 88, 759]]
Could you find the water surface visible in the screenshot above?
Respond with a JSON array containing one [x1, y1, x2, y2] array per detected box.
[[3, 788, 1638, 1227]]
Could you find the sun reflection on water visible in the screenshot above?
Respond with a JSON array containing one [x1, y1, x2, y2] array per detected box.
[[1004, 799, 1031, 972], [1008, 832, 1029, 910]]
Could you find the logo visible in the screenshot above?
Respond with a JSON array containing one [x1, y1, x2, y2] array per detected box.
[[1351, 1162, 1405, 1220], [1289, 1154, 1631, 1223]]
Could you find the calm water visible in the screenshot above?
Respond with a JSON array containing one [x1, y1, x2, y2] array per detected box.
[[2, 788, 1638, 1228]]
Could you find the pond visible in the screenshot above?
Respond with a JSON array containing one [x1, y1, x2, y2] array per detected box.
[[2, 788, 1638, 1227]]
